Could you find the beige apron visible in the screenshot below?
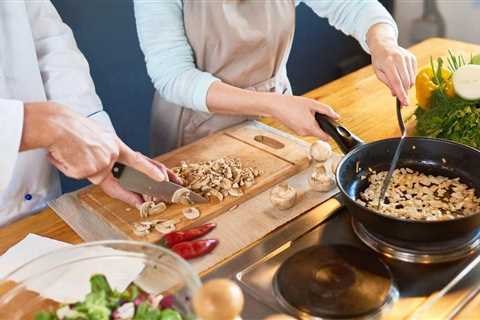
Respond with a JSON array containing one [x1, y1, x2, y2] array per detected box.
[[150, 0, 296, 155]]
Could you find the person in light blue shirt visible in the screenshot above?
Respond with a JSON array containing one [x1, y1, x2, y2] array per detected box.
[[134, 0, 417, 155]]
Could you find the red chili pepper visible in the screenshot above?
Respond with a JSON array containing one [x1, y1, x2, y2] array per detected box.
[[161, 223, 216, 248], [171, 239, 219, 260]]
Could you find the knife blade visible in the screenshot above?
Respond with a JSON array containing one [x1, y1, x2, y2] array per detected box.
[[377, 98, 407, 209], [111, 163, 207, 204]]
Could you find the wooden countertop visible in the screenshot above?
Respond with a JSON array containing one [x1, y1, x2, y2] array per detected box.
[[1, 38, 479, 256]]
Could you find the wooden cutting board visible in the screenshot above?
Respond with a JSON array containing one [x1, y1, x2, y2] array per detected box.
[[77, 122, 310, 243]]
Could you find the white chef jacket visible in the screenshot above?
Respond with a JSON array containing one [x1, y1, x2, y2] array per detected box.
[[0, 1, 113, 226]]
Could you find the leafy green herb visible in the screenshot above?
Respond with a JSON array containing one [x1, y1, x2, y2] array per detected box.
[[471, 54, 480, 65], [90, 274, 112, 295], [133, 303, 183, 320], [134, 302, 162, 320], [415, 89, 480, 149], [34, 311, 58, 320], [161, 309, 183, 320], [73, 291, 111, 320], [446, 50, 467, 73]]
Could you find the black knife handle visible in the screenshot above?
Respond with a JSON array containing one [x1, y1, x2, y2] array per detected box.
[[112, 162, 126, 179]]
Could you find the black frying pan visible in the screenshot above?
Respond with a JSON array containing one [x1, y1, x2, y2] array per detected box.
[[315, 113, 480, 242]]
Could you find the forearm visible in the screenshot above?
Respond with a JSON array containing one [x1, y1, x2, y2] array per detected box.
[[206, 81, 278, 117], [20, 102, 63, 151], [366, 23, 398, 56]]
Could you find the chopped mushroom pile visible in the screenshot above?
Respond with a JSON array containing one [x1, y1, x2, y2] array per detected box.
[[358, 168, 480, 221], [172, 158, 262, 202]]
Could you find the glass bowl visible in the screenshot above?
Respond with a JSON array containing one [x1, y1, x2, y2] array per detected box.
[[0, 240, 201, 319]]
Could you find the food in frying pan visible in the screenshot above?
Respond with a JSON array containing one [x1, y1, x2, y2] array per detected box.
[[270, 182, 297, 210], [309, 140, 332, 162], [308, 163, 335, 192], [357, 168, 480, 221], [172, 158, 262, 202]]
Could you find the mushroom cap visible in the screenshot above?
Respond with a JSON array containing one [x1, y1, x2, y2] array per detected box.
[[270, 183, 297, 210], [310, 140, 332, 162], [309, 172, 335, 192]]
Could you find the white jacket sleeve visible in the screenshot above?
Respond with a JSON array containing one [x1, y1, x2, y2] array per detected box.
[[0, 99, 24, 192], [301, 0, 398, 53], [25, 0, 114, 129]]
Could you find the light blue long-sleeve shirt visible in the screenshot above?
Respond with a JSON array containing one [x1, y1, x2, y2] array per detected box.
[[134, 0, 398, 113]]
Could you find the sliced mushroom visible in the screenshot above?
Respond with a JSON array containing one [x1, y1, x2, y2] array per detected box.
[[155, 221, 176, 234], [310, 140, 332, 162], [270, 182, 297, 210], [171, 188, 194, 205], [228, 188, 244, 197], [309, 163, 335, 192], [149, 202, 167, 215], [208, 188, 224, 202], [183, 207, 201, 220], [173, 157, 261, 202], [137, 201, 155, 218], [133, 222, 151, 236]]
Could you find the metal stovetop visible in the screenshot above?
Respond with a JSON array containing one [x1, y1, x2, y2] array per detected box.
[[203, 202, 480, 319]]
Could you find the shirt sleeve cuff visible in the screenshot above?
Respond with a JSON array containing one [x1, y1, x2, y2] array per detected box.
[[87, 110, 116, 133], [359, 18, 398, 54], [362, 20, 398, 54], [191, 73, 221, 113], [0, 99, 24, 191]]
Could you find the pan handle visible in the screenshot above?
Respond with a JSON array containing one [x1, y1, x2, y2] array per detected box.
[[315, 112, 364, 154]]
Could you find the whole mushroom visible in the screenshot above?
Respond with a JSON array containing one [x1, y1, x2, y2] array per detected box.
[[310, 140, 332, 162], [270, 182, 297, 210], [309, 163, 335, 192], [193, 279, 244, 320]]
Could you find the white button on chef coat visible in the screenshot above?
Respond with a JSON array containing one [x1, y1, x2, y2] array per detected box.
[[0, 1, 113, 226]]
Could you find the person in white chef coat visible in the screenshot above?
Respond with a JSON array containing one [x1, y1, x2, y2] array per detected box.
[[0, 1, 176, 226], [134, 0, 417, 155]]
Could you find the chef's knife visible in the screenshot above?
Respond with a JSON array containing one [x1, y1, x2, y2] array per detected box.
[[112, 163, 207, 204]]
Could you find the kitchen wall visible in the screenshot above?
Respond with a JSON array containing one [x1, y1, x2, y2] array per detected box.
[[395, 0, 480, 47]]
